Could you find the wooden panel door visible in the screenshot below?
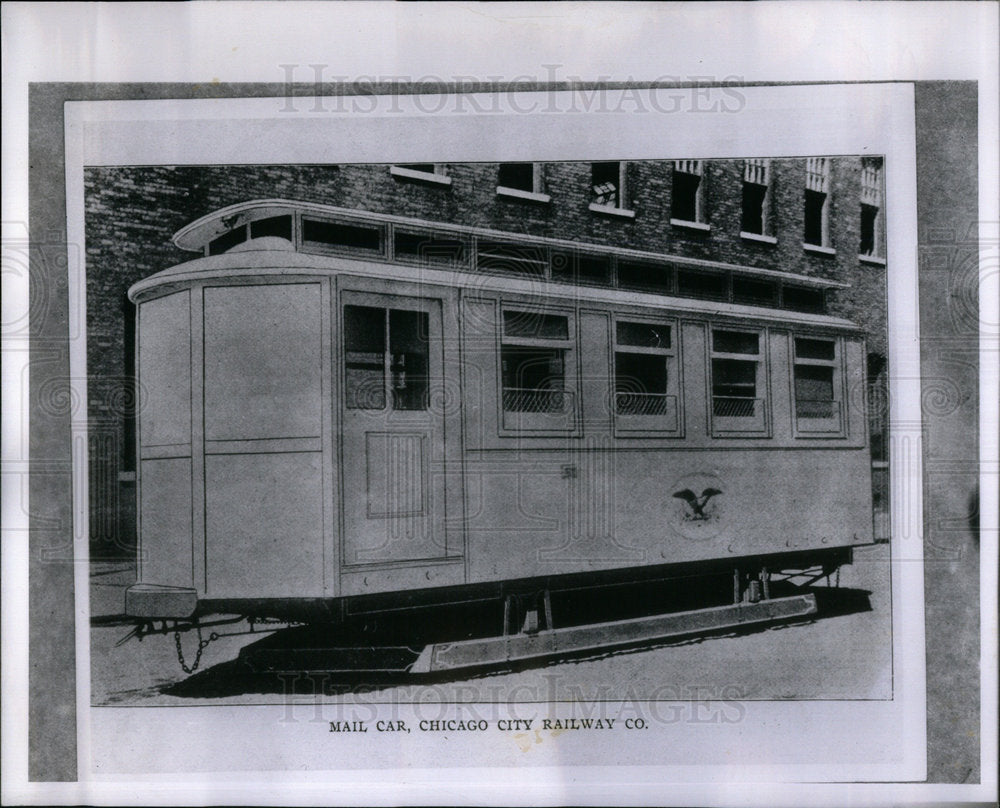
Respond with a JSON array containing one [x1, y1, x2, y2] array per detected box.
[[340, 291, 448, 565]]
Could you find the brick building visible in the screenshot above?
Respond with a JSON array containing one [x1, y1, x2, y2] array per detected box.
[[83, 157, 889, 556]]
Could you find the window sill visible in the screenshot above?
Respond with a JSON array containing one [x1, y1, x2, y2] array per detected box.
[[496, 186, 551, 204], [802, 243, 837, 256], [670, 218, 711, 232], [588, 202, 635, 219], [389, 165, 452, 186], [740, 231, 777, 245], [859, 254, 887, 266]]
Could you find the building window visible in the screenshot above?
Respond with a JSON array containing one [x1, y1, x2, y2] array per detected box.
[[588, 162, 634, 217], [803, 157, 831, 249], [793, 336, 843, 433], [671, 160, 706, 226], [497, 163, 551, 203], [711, 329, 767, 433], [498, 162, 535, 192], [389, 163, 452, 186], [501, 310, 572, 415], [860, 157, 885, 259], [590, 161, 625, 207], [741, 159, 772, 237]]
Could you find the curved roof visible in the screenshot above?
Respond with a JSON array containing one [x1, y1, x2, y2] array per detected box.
[[171, 198, 850, 291], [128, 247, 862, 333]]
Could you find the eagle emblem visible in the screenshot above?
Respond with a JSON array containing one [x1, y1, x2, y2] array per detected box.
[[672, 487, 723, 521], [667, 472, 728, 540]]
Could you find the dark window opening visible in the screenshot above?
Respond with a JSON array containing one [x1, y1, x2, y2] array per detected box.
[[591, 162, 621, 206], [208, 226, 247, 255], [551, 251, 611, 286], [617, 260, 674, 295], [501, 347, 566, 413], [783, 285, 826, 314], [616, 321, 670, 349], [672, 170, 702, 222], [804, 188, 826, 246], [303, 218, 383, 254], [742, 182, 767, 234], [577, 254, 611, 285], [389, 309, 429, 411], [794, 364, 835, 418], [795, 337, 836, 361], [713, 330, 759, 355], [498, 163, 535, 192], [503, 310, 569, 340], [344, 305, 386, 410], [712, 358, 757, 417], [860, 203, 878, 256], [249, 215, 292, 241], [394, 230, 467, 266], [477, 240, 547, 278], [615, 352, 668, 415], [712, 330, 760, 418], [398, 163, 436, 173], [677, 269, 728, 301], [867, 352, 888, 463], [733, 276, 777, 307]]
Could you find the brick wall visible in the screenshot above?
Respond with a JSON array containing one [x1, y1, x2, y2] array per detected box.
[[84, 158, 888, 555]]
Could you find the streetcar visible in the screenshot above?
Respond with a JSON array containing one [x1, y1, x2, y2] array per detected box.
[[123, 198, 874, 673]]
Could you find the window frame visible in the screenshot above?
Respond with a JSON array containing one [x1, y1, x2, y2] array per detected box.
[[389, 163, 452, 186], [206, 209, 297, 255], [670, 160, 710, 231], [740, 159, 775, 242], [550, 249, 613, 288], [475, 238, 549, 280], [803, 157, 834, 253], [709, 326, 770, 437], [342, 299, 438, 415], [859, 157, 886, 263], [391, 226, 470, 268], [299, 213, 388, 260], [612, 316, 682, 437], [496, 162, 551, 204], [791, 334, 847, 437], [498, 305, 578, 435], [343, 304, 388, 411], [588, 161, 635, 219]]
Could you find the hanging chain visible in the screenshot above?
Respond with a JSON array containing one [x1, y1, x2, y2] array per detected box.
[[174, 626, 213, 674]]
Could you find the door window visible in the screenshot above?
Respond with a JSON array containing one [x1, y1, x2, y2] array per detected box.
[[344, 304, 429, 411]]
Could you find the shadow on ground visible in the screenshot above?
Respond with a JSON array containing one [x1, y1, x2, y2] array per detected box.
[[160, 584, 872, 699]]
